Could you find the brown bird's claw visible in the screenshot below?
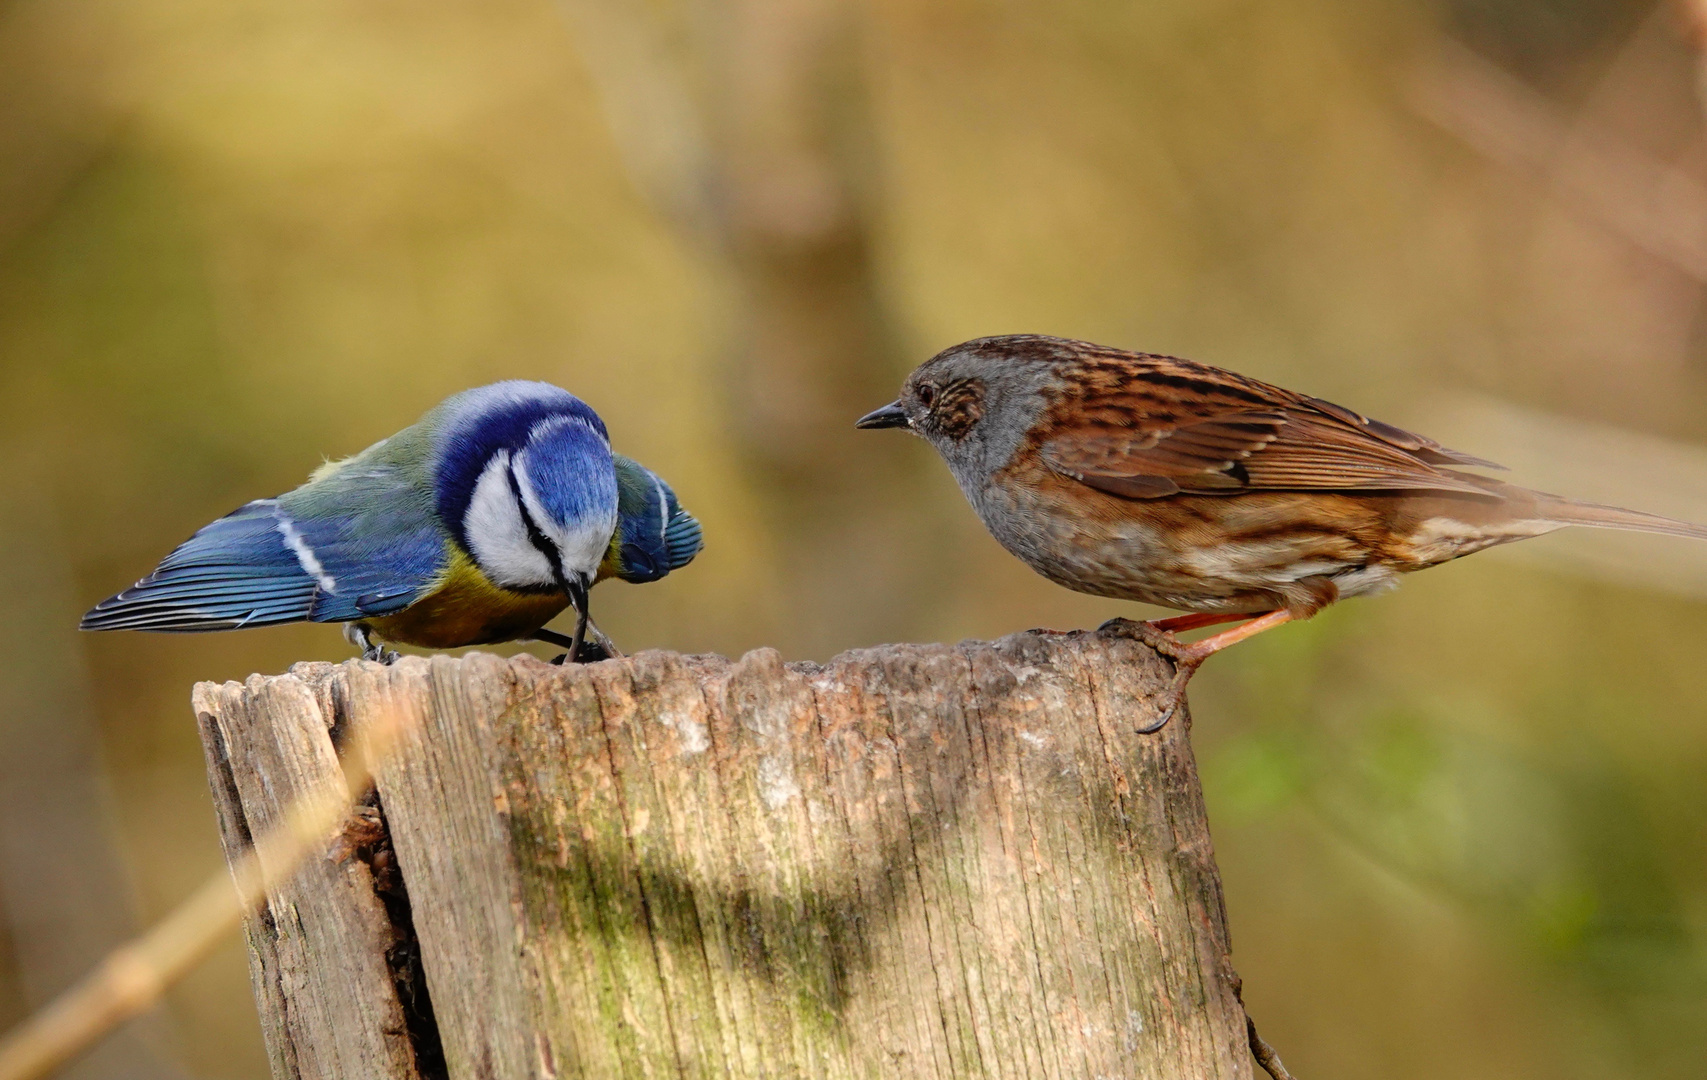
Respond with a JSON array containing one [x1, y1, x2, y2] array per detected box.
[[1138, 652, 1206, 734], [1096, 616, 1198, 663], [1100, 611, 1298, 733], [1097, 618, 1201, 732]]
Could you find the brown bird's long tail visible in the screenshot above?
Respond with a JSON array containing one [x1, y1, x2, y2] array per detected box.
[[1537, 497, 1707, 542]]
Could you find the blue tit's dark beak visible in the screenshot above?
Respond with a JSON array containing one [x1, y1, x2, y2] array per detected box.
[[856, 401, 910, 430]]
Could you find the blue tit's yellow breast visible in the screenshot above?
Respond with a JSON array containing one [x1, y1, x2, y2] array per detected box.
[[365, 549, 570, 648], [595, 528, 623, 583]]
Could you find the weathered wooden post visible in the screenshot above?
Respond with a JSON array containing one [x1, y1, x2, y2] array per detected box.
[[194, 625, 1255, 1079]]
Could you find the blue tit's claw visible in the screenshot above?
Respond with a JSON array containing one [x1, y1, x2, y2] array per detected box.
[[531, 625, 614, 664], [348, 623, 399, 665]]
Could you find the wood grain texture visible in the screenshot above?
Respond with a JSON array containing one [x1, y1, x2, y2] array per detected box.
[[195, 663, 425, 1080], [197, 627, 1252, 1080]]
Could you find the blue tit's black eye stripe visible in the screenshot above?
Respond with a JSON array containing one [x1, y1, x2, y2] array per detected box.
[[506, 460, 571, 595]]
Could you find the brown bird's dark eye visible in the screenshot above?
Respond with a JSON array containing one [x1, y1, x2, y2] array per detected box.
[[918, 384, 938, 406]]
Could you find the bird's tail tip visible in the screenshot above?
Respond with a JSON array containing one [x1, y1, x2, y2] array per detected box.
[[1543, 498, 1707, 542]]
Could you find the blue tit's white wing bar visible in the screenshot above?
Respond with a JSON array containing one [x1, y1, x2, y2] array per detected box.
[[275, 459, 449, 624]]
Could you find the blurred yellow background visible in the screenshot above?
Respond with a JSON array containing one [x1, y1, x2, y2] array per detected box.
[[3, 0, 1706, 1075]]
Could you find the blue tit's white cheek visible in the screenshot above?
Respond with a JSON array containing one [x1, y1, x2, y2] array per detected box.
[[512, 442, 615, 577], [463, 452, 555, 588]]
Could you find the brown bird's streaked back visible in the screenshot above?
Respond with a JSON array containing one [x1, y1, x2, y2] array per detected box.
[[997, 336, 1502, 499]]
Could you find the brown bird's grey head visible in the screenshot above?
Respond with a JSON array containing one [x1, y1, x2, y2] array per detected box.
[[856, 335, 1075, 487]]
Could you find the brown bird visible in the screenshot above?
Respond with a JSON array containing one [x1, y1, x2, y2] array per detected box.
[[857, 334, 1707, 729]]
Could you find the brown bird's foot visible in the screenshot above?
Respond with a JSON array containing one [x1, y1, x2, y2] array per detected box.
[[1100, 610, 1297, 733], [345, 623, 400, 665]]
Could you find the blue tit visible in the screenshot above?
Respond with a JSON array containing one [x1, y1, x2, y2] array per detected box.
[[81, 381, 698, 662]]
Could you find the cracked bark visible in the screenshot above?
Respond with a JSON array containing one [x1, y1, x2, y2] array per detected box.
[[195, 626, 1255, 1079]]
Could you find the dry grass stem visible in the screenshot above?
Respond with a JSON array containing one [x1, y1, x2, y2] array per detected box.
[[1247, 1012, 1299, 1080], [1411, 37, 1707, 281], [0, 701, 406, 1080]]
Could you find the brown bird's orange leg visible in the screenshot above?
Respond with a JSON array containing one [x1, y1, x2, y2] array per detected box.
[[1146, 611, 1253, 634], [1169, 609, 1296, 663], [1104, 609, 1298, 733]]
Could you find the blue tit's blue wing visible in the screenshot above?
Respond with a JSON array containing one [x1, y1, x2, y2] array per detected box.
[[83, 453, 450, 632], [81, 500, 324, 631], [279, 458, 448, 623], [663, 506, 703, 570], [606, 455, 704, 584]]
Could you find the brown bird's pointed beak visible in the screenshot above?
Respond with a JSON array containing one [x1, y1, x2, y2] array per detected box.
[[856, 401, 910, 430]]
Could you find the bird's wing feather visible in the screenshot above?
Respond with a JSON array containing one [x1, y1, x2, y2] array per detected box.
[[278, 457, 448, 623], [1037, 359, 1501, 499], [83, 450, 451, 632], [80, 500, 321, 631]]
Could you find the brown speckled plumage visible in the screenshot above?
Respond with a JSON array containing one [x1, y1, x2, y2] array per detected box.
[[858, 334, 1707, 726]]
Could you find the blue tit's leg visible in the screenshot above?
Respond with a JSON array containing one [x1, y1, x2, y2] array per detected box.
[[565, 575, 591, 661], [344, 622, 400, 665], [531, 619, 621, 663], [530, 627, 578, 664], [585, 621, 622, 659]]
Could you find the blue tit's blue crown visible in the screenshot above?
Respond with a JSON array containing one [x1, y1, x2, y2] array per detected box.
[[428, 381, 619, 590], [515, 416, 616, 542], [432, 382, 608, 548]]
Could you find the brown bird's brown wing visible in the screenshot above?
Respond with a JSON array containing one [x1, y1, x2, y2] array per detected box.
[[1037, 355, 1502, 499]]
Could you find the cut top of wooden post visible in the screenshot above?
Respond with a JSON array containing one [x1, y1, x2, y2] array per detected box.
[[195, 626, 1252, 1080]]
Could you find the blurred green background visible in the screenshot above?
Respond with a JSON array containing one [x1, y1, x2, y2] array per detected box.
[[4, 0, 1707, 1075]]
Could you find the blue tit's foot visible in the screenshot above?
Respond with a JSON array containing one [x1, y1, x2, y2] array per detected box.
[[531, 621, 622, 664], [345, 623, 400, 665]]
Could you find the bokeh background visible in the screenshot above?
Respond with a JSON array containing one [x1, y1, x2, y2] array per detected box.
[[4, 0, 1707, 1075]]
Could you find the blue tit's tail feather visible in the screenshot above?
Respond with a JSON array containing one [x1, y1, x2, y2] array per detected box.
[[664, 508, 703, 570], [81, 501, 320, 632]]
